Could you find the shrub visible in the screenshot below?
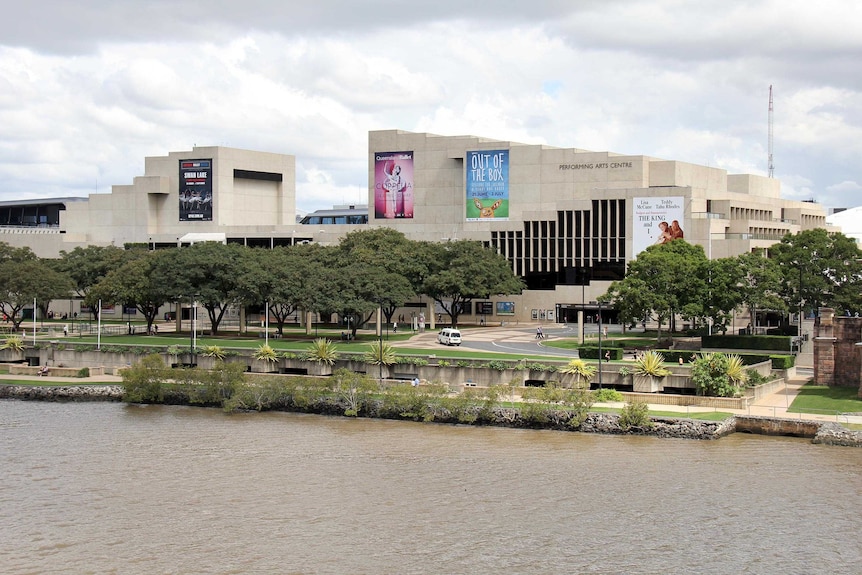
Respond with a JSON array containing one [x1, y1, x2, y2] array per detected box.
[[363, 340, 396, 367], [121, 354, 169, 403], [76, 367, 90, 378], [188, 361, 247, 405], [524, 362, 558, 373], [578, 346, 623, 360], [254, 344, 279, 363], [745, 368, 769, 386], [332, 368, 378, 416], [166, 345, 185, 357], [302, 338, 339, 365], [770, 355, 795, 369], [201, 345, 227, 360], [0, 335, 25, 352], [632, 351, 671, 377], [483, 360, 511, 371], [593, 388, 624, 402], [618, 400, 652, 430], [702, 334, 792, 352], [559, 359, 597, 387], [691, 352, 745, 397]]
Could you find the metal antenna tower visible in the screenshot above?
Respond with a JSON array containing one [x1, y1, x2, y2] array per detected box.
[[768, 85, 774, 178]]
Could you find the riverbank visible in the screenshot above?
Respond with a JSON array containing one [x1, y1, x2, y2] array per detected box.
[[2, 383, 860, 446]]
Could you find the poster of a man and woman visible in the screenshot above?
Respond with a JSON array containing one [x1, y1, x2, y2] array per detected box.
[[466, 150, 510, 221], [374, 151, 414, 219], [633, 196, 685, 256]]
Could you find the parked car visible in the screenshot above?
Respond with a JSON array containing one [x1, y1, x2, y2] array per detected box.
[[437, 328, 462, 346]]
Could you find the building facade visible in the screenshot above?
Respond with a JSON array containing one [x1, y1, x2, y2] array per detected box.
[[0, 130, 833, 325]]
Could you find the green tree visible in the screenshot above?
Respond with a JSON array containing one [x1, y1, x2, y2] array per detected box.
[[90, 249, 175, 333], [236, 246, 319, 336], [0, 245, 74, 331], [770, 229, 862, 318], [335, 228, 430, 324], [152, 242, 252, 335], [702, 256, 744, 334], [734, 249, 785, 331], [422, 240, 524, 326], [55, 245, 125, 320], [604, 240, 708, 338]]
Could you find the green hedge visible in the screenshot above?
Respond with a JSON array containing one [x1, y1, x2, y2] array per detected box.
[[578, 346, 623, 360], [701, 334, 792, 352], [769, 354, 796, 369], [647, 349, 795, 370]]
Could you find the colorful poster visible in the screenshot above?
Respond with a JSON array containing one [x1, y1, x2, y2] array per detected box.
[[179, 159, 213, 221], [466, 150, 509, 221], [633, 196, 685, 256], [374, 151, 414, 219], [496, 301, 515, 315]]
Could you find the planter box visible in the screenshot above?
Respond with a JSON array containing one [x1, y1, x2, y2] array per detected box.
[[633, 374, 665, 393]]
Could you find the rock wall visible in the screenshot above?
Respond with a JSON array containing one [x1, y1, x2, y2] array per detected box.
[[0, 385, 123, 401]]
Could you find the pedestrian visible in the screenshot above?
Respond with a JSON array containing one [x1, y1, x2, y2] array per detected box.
[[604, 350, 610, 362], [154, 324, 158, 334], [536, 326, 544, 339], [412, 377, 420, 387], [63, 324, 68, 337], [393, 322, 398, 333]]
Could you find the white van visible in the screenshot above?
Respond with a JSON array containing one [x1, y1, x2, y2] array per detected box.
[[437, 327, 462, 346]]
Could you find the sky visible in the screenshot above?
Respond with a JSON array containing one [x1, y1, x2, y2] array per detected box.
[[2, 0, 861, 214]]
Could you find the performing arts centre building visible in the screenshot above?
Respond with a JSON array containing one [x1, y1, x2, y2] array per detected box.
[[0, 129, 832, 326]]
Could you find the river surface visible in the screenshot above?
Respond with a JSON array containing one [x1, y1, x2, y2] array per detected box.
[[1, 401, 860, 575]]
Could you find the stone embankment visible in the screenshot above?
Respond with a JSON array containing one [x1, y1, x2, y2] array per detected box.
[[0, 384, 123, 402], [2, 384, 861, 446], [812, 422, 862, 447], [580, 413, 737, 440]]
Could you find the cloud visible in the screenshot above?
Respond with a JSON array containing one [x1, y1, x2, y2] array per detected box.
[[0, 1, 860, 213]]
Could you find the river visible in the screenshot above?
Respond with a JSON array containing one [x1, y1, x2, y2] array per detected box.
[[1, 401, 860, 574]]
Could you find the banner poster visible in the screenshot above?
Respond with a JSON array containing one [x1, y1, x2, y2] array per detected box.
[[374, 151, 414, 219], [466, 149, 509, 221], [496, 301, 515, 316], [633, 196, 685, 256], [179, 159, 213, 221]]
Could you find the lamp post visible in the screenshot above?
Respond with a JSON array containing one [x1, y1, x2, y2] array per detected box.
[[597, 300, 603, 388], [378, 305, 383, 383], [798, 264, 803, 355]]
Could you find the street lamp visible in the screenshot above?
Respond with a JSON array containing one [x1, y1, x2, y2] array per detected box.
[[798, 263, 803, 355], [378, 304, 384, 383], [597, 300, 603, 389]]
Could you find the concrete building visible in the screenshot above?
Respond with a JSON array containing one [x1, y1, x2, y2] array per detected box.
[[0, 129, 833, 326]]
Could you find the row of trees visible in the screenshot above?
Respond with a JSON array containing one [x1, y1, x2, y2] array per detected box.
[[602, 229, 862, 335], [0, 229, 525, 335]]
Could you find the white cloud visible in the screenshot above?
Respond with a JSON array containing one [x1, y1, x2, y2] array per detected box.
[[0, 1, 860, 212]]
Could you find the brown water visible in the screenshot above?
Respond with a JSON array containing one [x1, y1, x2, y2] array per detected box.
[[1, 401, 860, 575]]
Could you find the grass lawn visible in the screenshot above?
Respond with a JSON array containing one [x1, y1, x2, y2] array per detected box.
[[543, 336, 662, 351], [787, 384, 862, 415], [48, 333, 574, 362]]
